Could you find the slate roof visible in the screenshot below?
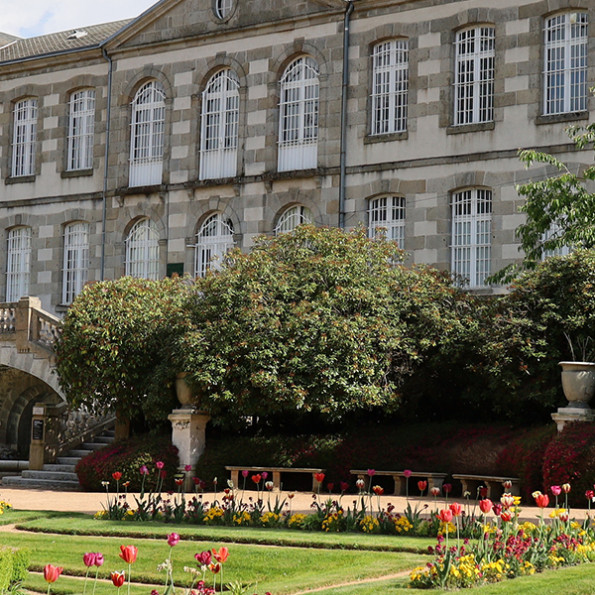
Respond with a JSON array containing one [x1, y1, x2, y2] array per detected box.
[[0, 20, 132, 64]]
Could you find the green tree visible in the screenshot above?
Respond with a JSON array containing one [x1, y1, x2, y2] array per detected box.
[[511, 121, 595, 271], [55, 276, 192, 425], [181, 225, 471, 422]]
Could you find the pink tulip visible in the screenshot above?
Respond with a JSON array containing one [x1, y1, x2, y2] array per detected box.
[[167, 533, 180, 547], [550, 485, 562, 496], [83, 552, 96, 567], [403, 469, 412, 478]]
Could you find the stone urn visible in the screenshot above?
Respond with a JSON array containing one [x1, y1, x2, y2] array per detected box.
[[175, 373, 195, 409], [559, 361, 595, 409]]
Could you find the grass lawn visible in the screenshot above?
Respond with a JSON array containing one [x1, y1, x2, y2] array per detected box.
[[5, 510, 595, 594]]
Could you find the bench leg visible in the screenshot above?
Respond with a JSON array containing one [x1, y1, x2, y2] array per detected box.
[[230, 470, 239, 489], [272, 471, 281, 492], [427, 477, 445, 494], [394, 476, 405, 496]]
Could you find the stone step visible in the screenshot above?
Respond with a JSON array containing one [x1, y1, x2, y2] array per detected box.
[[42, 464, 77, 473], [56, 457, 80, 466], [22, 470, 79, 482], [82, 442, 108, 450], [94, 435, 114, 444], [66, 449, 93, 458], [2, 476, 81, 490]]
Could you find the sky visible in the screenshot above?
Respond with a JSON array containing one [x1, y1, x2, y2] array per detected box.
[[0, 0, 158, 38]]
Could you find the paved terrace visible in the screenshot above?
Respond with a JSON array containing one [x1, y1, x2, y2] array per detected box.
[[0, 487, 589, 523]]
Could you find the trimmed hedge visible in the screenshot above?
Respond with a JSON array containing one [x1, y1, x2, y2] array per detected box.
[[75, 434, 179, 492]]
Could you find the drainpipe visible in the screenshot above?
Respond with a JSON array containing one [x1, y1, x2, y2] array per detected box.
[[339, 0, 355, 230], [100, 47, 114, 281]]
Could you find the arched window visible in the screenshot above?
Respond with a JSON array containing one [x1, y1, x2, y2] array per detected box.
[[125, 218, 159, 280], [6, 226, 31, 302], [62, 222, 89, 304], [274, 205, 313, 235], [544, 12, 588, 115], [129, 80, 165, 187], [278, 56, 319, 172], [214, 0, 233, 19], [453, 26, 495, 125], [12, 98, 37, 177], [371, 40, 409, 135], [199, 69, 240, 180], [451, 188, 492, 288], [67, 89, 95, 171], [368, 196, 406, 248], [195, 213, 235, 277]]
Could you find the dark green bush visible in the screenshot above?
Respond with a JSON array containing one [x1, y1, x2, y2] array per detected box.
[[75, 434, 178, 491]]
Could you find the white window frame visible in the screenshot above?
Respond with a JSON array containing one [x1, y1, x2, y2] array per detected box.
[[451, 188, 492, 288], [274, 205, 313, 235], [368, 196, 406, 248], [278, 56, 319, 172], [199, 69, 240, 180], [544, 12, 588, 115], [541, 222, 572, 259], [6, 226, 31, 302], [125, 218, 160, 280], [62, 222, 89, 305], [371, 39, 409, 135], [195, 213, 235, 277], [12, 98, 37, 177], [67, 89, 95, 171], [454, 26, 495, 125], [215, 0, 233, 19], [129, 81, 166, 187]]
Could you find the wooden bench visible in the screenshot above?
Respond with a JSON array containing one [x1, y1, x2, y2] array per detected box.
[[452, 474, 520, 499], [226, 466, 325, 493], [350, 469, 448, 496]]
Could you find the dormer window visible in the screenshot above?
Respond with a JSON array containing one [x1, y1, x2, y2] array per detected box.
[[214, 0, 233, 20]]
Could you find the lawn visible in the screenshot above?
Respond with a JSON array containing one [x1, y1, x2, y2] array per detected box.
[[3, 510, 595, 594]]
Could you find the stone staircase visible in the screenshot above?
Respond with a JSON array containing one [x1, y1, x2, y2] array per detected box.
[[3, 429, 115, 490]]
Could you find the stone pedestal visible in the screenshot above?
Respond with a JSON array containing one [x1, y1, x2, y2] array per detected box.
[[552, 407, 595, 432], [168, 409, 210, 490]]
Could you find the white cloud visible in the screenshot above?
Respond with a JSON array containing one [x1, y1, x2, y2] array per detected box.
[[0, 0, 157, 38]]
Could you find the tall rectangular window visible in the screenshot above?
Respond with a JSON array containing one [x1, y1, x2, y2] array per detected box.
[[12, 99, 37, 177], [67, 89, 95, 171], [125, 218, 159, 280], [368, 196, 406, 248], [278, 56, 319, 172], [451, 188, 492, 288], [454, 27, 495, 125], [544, 12, 588, 115], [62, 222, 89, 304], [6, 227, 31, 302], [371, 40, 408, 135]]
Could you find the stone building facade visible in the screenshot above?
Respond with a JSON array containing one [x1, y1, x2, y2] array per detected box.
[[0, 0, 593, 318]]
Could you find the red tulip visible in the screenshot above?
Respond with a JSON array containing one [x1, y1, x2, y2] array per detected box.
[[43, 564, 63, 584], [209, 563, 221, 574], [111, 571, 125, 588], [112, 471, 122, 481], [251, 474, 262, 484], [83, 552, 96, 567], [340, 481, 349, 492], [195, 551, 212, 566], [479, 498, 493, 514], [437, 509, 453, 523], [479, 486, 489, 498], [314, 472, 325, 483], [449, 502, 462, 517], [167, 533, 180, 547], [417, 480, 427, 492], [372, 485, 384, 496], [443, 483, 452, 494], [327, 482, 334, 492], [175, 478, 184, 486], [501, 511, 513, 522], [212, 546, 229, 563], [535, 493, 549, 508], [119, 545, 138, 564], [586, 490, 595, 501]]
